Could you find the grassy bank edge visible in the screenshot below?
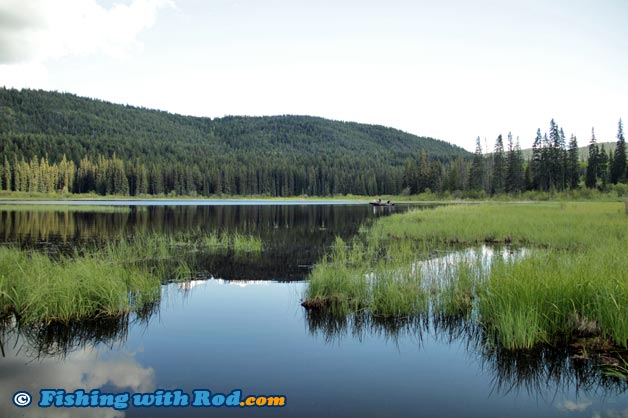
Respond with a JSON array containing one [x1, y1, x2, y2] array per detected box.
[[303, 202, 628, 352]]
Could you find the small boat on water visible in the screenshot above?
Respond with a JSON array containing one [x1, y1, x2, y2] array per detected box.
[[369, 201, 395, 207]]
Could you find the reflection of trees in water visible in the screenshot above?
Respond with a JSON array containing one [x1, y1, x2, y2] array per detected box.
[[0, 301, 158, 359], [1, 205, 378, 242], [305, 310, 628, 398], [0, 205, 410, 280]]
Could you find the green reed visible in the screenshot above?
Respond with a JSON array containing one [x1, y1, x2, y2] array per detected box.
[[0, 230, 263, 324]]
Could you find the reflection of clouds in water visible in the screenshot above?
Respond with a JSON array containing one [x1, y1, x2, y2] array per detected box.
[[600, 408, 628, 418], [557, 398, 592, 412], [570, 405, 628, 418], [363, 245, 530, 286], [177, 278, 272, 291], [177, 279, 209, 291], [0, 349, 154, 418]]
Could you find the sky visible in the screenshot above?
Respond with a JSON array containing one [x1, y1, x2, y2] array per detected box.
[[0, 0, 626, 151]]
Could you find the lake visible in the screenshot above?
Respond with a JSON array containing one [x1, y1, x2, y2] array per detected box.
[[1, 202, 626, 417]]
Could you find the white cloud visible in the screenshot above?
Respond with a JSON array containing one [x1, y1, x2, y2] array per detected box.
[[0, 0, 172, 88]]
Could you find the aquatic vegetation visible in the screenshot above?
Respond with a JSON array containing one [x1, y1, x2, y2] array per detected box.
[[205, 232, 263, 254], [0, 231, 263, 324], [0, 247, 160, 324], [479, 248, 628, 349], [370, 265, 428, 318], [304, 202, 628, 351]]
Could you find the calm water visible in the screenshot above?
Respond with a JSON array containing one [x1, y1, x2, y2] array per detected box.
[[1, 203, 626, 418]]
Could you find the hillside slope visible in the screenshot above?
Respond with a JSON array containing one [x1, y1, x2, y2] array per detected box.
[[0, 88, 469, 196]]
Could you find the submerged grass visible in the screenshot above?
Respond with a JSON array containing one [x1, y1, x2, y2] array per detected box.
[[304, 202, 628, 351], [203, 232, 262, 253], [0, 230, 262, 324]]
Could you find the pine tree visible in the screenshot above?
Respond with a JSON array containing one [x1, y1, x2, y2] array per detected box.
[[469, 137, 484, 191], [558, 128, 567, 190], [416, 149, 430, 193], [531, 129, 543, 190], [505, 133, 524, 193], [402, 158, 418, 194], [483, 137, 492, 194], [611, 119, 626, 184], [546, 120, 567, 191], [598, 146, 609, 190], [567, 135, 579, 189], [492, 134, 506, 194], [428, 159, 443, 192], [585, 128, 598, 188]]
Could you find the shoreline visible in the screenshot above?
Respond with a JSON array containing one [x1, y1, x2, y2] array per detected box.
[[0, 199, 375, 206]]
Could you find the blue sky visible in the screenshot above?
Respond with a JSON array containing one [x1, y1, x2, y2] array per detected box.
[[1, 0, 626, 151]]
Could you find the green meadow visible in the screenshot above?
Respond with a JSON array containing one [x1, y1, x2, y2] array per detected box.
[[304, 202, 628, 350]]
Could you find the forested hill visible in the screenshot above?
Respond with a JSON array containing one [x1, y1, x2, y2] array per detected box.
[[0, 88, 469, 196]]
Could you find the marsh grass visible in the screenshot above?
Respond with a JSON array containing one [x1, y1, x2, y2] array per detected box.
[[369, 202, 627, 250], [370, 265, 428, 318], [0, 230, 263, 324], [0, 247, 159, 324], [304, 202, 628, 351], [479, 248, 628, 349]]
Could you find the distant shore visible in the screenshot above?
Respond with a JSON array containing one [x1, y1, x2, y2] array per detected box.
[[0, 190, 625, 204]]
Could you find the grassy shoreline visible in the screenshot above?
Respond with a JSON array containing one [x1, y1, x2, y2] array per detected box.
[[303, 202, 628, 352], [0, 232, 262, 324]]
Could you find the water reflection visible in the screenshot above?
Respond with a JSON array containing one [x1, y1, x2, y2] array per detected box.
[[0, 304, 157, 360], [0, 332, 154, 418], [0, 204, 417, 281], [305, 307, 628, 400]]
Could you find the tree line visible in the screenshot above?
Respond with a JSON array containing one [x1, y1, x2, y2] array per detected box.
[[401, 119, 625, 196], [1, 117, 623, 197]]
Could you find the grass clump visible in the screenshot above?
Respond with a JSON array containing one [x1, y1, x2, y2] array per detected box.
[[303, 238, 370, 314], [479, 248, 628, 349], [0, 247, 159, 324], [204, 232, 262, 254], [370, 265, 427, 318], [434, 259, 484, 318]]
